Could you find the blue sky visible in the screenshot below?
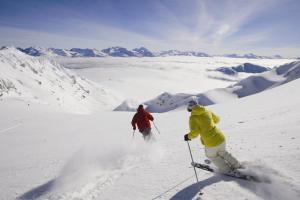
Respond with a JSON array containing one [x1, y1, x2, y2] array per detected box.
[[0, 0, 299, 57]]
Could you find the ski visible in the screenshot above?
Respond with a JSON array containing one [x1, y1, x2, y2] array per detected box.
[[191, 162, 268, 183]]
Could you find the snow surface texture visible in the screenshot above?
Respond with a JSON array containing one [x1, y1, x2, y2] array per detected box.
[[0, 47, 120, 113], [1, 78, 300, 200]]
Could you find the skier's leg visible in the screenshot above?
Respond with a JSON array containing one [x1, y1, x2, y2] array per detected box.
[[205, 145, 231, 173], [148, 128, 156, 142], [141, 130, 148, 140], [140, 129, 147, 140], [142, 128, 155, 142], [217, 142, 241, 170]]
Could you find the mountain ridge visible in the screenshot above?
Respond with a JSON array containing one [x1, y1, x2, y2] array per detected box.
[[0, 46, 119, 113], [2, 46, 289, 59]]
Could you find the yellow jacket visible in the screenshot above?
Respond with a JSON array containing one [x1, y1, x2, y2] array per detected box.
[[187, 105, 225, 147]]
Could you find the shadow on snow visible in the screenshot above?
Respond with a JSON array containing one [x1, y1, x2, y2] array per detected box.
[[17, 179, 56, 200], [170, 175, 225, 200]]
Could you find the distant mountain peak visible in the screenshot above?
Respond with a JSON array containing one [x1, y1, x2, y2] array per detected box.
[[18, 47, 44, 56], [69, 48, 106, 57], [101, 46, 134, 57], [216, 63, 271, 75], [132, 47, 154, 57], [12, 46, 287, 59], [159, 50, 209, 57], [223, 53, 283, 59]]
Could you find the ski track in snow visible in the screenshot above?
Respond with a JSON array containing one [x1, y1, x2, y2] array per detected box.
[[44, 171, 121, 200], [0, 123, 22, 134], [18, 141, 164, 200]]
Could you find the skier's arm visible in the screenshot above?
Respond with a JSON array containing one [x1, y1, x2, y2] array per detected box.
[[187, 118, 200, 140], [212, 112, 220, 124], [147, 112, 154, 121]]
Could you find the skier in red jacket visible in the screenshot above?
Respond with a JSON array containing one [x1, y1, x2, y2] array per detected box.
[[131, 105, 155, 141]]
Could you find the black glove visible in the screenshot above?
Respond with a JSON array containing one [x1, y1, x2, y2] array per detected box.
[[133, 127, 136, 130], [184, 134, 191, 141]]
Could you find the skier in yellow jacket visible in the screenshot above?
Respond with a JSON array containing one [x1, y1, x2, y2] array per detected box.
[[184, 99, 241, 173]]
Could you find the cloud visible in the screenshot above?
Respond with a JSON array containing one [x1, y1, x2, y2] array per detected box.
[[217, 24, 231, 36], [191, 0, 282, 43]]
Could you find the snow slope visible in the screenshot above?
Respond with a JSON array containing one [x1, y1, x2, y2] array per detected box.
[[1, 51, 299, 200], [0, 47, 119, 113], [131, 61, 300, 112], [57, 56, 294, 104], [1, 76, 300, 200]]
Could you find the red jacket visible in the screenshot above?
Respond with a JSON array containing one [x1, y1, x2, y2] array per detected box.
[[131, 105, 154, 132]]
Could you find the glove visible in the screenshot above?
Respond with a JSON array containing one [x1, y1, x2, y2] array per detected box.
[[133, 127, 136, 130], [184, 134, 191, 141]]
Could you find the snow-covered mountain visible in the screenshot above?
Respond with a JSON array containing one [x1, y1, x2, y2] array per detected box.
[[159, 50, 210, 57], [0, 47, 119, 113], [116, 61, 300, 112], [101, 46, 154, 57], [17, 47, 44, 56], [101, 46, 135, 57], [69, 48, 106, 57], [223, 53, 283, 59], [47, 48, 74, 57], [17, 47, 107, 58], [2, 45, 296, 114], [215, 63, 271, 75], [132, 47, 154, 57], [13, 46, 290, 59]]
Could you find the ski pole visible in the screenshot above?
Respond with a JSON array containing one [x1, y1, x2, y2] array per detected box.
[[132, 130, 135, 138], [186, 141, 199, 183], [152, 121, 161, 134]]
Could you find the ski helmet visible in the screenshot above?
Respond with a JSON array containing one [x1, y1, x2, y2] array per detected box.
[[187, 97, 198, 112]]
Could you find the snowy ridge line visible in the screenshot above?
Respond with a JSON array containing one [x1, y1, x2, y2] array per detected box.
[[114, 61, 300, 112], [1, 46, 291, 59], [0, 46, 120, 113]]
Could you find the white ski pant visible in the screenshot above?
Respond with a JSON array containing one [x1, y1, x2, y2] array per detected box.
[[205, 142, 240, 173]]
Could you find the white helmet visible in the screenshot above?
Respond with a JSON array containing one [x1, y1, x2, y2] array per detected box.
[[187, 97, 198, 112]]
